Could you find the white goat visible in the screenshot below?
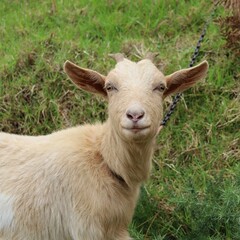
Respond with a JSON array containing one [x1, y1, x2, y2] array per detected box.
[[0, 54, 208, 240]]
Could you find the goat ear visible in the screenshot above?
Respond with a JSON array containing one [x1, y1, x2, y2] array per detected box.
[[163, 61, 208, 98], [64, 60, 107, 97]]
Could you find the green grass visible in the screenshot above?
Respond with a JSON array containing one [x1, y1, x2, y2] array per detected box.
[[0, 0, 239, 239]]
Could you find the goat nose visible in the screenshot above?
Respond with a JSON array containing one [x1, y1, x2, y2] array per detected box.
[[126, 109, 145, 122]]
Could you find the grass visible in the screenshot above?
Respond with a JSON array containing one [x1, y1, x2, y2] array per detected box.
[[0, 0, 239, 239]]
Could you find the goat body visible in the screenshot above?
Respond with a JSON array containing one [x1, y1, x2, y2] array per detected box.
[[0, 54, 208, 239], [0, 123, 145, 239]]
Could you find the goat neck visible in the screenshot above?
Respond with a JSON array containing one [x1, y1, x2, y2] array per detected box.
[[101, 120, 155, 188]]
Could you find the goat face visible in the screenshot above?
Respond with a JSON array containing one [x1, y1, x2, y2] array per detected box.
[[105, 59, 165, 142], [64, 55, 208, 142]]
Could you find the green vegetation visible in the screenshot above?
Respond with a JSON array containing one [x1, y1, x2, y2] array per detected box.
[[0, 1, 239, 239]]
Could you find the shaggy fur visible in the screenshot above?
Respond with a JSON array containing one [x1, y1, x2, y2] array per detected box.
[[0, 55, 208, 240]]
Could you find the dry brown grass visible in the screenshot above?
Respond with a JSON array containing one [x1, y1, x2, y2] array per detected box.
[[217, 0, 240, 57]]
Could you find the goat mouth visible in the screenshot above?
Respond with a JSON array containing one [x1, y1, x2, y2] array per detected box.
[[122, 126, 150, 133]]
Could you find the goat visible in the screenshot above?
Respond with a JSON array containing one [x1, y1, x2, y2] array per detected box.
[[0, 54, 208, 240]]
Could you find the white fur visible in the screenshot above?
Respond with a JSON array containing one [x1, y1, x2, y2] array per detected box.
[[0, 193, 14, 230]]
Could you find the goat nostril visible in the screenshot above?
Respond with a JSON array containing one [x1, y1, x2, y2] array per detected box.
[[126, 112, 134, 120], [137, 111, 145, 119]]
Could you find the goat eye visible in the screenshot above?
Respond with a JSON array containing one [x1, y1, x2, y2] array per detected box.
[[154, 84, 166, 92], [105, 84, 118, 92]]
